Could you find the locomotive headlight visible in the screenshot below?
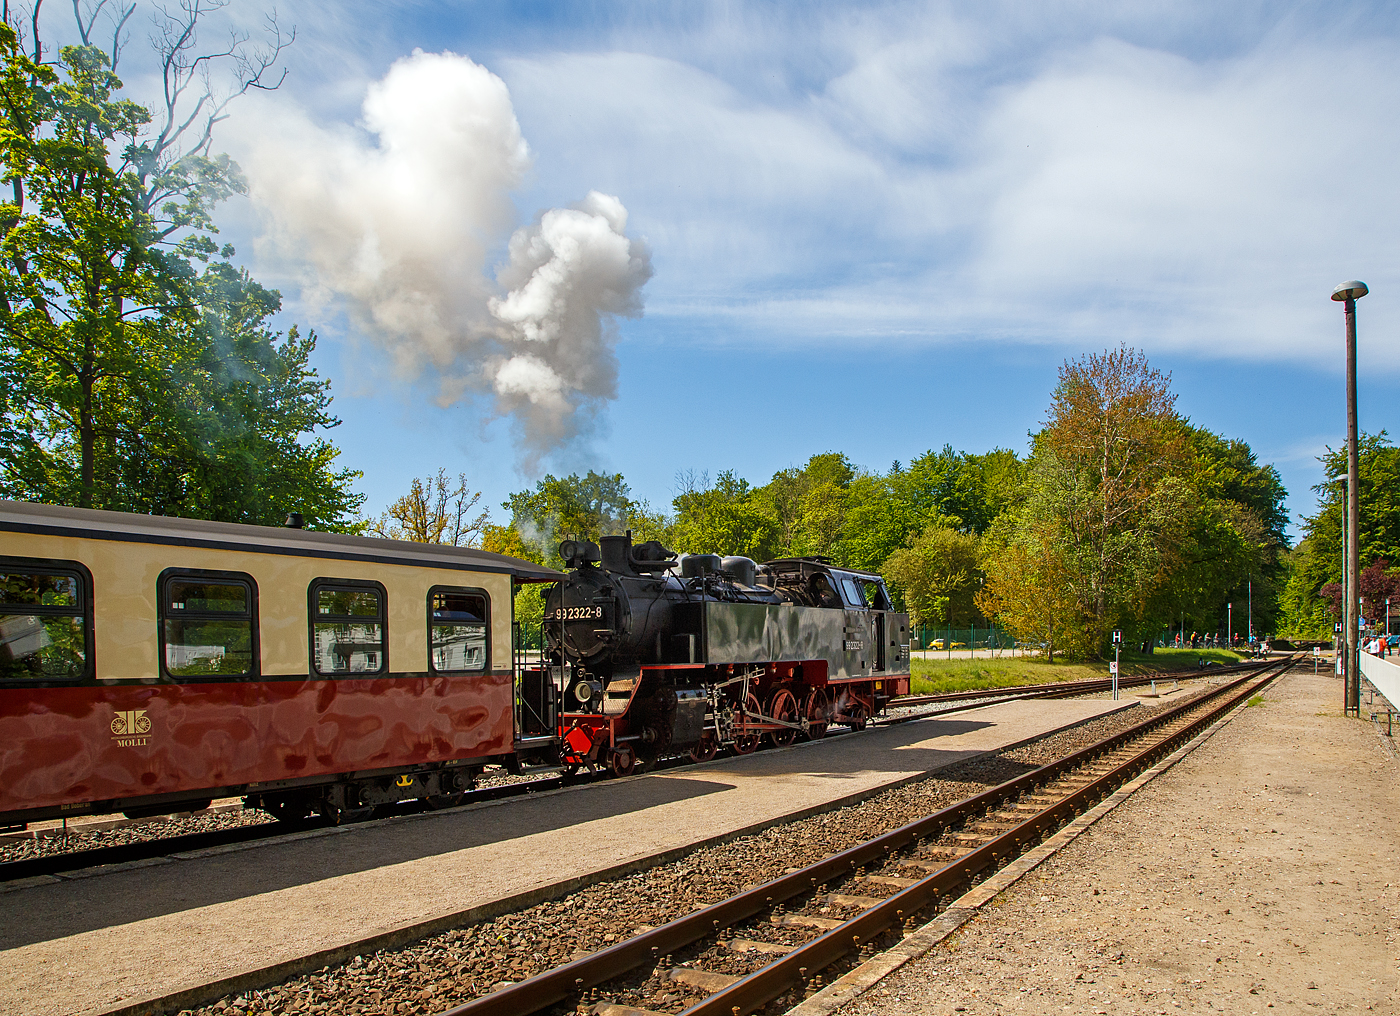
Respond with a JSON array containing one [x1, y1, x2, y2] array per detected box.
[[574, 680, 597, 703]]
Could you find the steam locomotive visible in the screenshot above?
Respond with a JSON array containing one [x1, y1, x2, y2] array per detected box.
[[531, 533, 911, 776]]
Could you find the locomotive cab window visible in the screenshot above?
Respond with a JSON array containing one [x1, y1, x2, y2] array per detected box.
[[839, 577, 867, 609], [859, 578, 893, 611], [811, 574, 842, 608], [429, 588, 488, 673], [160, 570, 257, 679], [0, 559, 92, 681], [310, 580, 387, 676]]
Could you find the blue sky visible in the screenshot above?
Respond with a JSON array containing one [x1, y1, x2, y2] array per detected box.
[[165, 1, 1400, 538]]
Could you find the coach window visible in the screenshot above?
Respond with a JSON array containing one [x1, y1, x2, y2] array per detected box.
[[429, 588, 488, 673], [310, 580, 387, 675], [0, 559, 91, 681], [160, 571, 257, 678]]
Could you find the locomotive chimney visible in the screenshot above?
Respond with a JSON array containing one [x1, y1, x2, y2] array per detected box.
[[599, 534, 631, 573], [284, 513, 305, 529]]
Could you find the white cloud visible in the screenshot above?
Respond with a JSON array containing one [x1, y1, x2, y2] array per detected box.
[[494, 14, 1400, 366]]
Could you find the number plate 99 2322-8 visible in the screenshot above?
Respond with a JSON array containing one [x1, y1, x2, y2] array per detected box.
[[546, 606, 604, 621]]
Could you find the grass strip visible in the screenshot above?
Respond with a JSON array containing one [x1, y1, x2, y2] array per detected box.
[[908, 648, 1244, 695]]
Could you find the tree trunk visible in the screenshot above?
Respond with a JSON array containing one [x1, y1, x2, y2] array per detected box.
[[80, 370, 93, 509]]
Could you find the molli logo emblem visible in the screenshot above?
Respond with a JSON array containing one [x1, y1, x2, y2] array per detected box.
[[110, 708, 152, 746]]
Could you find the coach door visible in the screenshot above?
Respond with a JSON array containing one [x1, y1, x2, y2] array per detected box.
[[512, 583, 560, 747]]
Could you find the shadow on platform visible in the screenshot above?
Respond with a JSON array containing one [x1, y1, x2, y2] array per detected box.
[[0, 714, 1003, 949]]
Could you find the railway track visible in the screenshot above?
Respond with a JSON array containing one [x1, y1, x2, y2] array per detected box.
[[1, 659, 1268, 885], [438, 656, 1294, 1016], [884, 656, 1270, 714]]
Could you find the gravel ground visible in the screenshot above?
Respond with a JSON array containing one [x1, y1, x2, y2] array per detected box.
[[0, 807, 275, 863], [176, 688, 1214, 1016], [844, 667, 1400, 1016]]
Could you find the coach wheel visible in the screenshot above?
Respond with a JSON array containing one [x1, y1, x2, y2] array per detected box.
[[689, 735, 718, 763], [804, 689, 829, 741], [732, 692, 762, 755], [262, 795, 312, 823], [317, 799, 374, 825], [611, 744, 638, 777], [768, 688, 799, 747]]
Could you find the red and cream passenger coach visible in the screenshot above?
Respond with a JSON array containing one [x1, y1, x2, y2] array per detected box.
[[0, 501, 560, 825]]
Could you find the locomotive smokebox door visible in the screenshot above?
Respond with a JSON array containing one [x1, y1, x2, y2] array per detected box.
[[545, 568, 630, 665]]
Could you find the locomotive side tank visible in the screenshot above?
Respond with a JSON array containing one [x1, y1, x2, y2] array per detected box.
[[539, 533, 910, 775]]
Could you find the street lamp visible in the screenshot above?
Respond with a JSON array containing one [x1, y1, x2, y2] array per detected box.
[[1336, 472, 1351, 681], [1332, 280, 1367, 716]]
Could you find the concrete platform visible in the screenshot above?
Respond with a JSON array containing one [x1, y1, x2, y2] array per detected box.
[[0, 696, 1133, 1016]]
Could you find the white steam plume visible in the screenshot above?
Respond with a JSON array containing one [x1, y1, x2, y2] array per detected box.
[[239, 50, 652, 464]]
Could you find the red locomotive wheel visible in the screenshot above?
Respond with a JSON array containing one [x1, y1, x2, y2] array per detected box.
[[689, 735, 718, 763], [846, 702, 869, 731], [732, 692, 762, 754], [804, 689, 829, 741], [767, 688, 799, 747], [610, 744, 638, 777]]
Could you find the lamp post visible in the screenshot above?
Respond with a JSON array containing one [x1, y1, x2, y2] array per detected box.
[[1228, 602, 1232, 649], [1338, 472, 1351, 685], [1333, 280, 1367, 716]]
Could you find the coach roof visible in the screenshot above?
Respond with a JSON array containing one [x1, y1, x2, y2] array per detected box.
[[0, 499, 562, 582]]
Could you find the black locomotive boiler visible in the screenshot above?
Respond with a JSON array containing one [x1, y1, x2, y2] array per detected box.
[[532, 533, 911, 775]]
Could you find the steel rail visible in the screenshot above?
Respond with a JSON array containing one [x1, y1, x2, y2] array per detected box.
[[438, 656, 1293, 1016], [685, 656, 1293, 1016]]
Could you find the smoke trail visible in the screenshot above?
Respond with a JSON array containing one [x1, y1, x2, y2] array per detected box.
[[240, 50, 652, 464]]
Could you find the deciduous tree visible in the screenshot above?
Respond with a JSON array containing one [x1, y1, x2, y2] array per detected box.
[[371, 468, 487, 546], [977, 534, 1084, 663], [670, 469, 776, 557], [883, 525, 980, 628]]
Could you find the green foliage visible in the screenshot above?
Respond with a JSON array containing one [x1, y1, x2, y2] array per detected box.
[[978, 348, 1284, 657], [1281, 432, 1400, 638], [0, 28, 361, 530], [670, 470, 777, 557], [485, 350, 1286, 661], [498, 470, 663, 568], [883, 525, 980, 626]]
